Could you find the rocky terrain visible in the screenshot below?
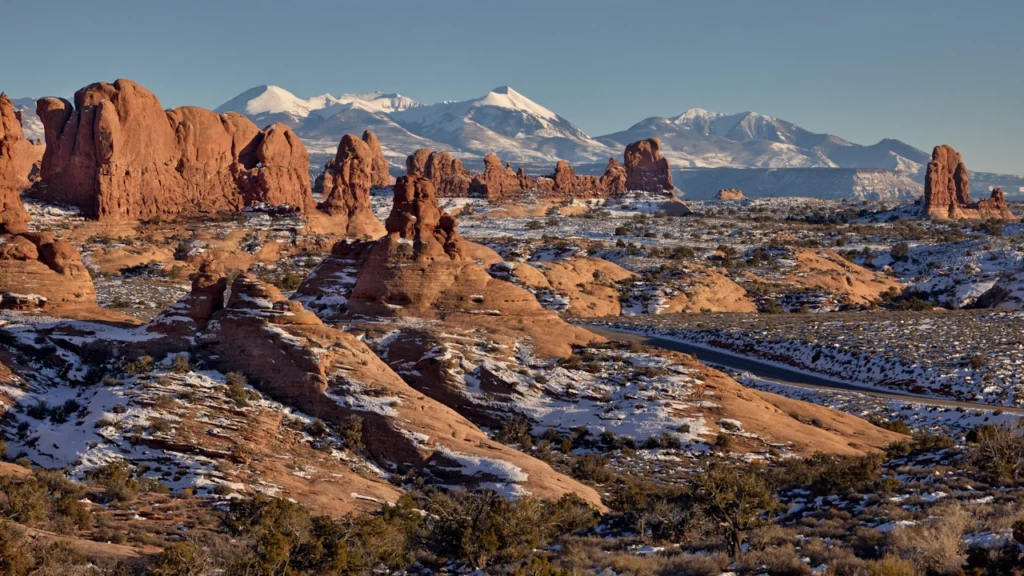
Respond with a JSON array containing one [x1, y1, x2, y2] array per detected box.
[[1, 79, 1023, 576]]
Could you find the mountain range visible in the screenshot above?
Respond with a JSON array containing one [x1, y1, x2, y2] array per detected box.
[[12, 85, 1022, 199], [209, 85, 935, 177]]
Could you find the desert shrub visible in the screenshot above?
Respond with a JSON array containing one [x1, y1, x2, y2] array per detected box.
[[125, 355, 155, 376], [569, 454, 613, 484], [0, 477, 49, 525], [775, 452, 883, 495], [691, 462, 777, 558], [225, 371, 249, 407], [495, 413, 534, 449], [149, 541, 207, 576], [890, 242, 910, 262], [526, 220, 546, 231], [85, 460, 139, 501], [868, 556, 918, 576], [714, 433, 733, 451], [965, 421, 1024, 485], [870, 418, 912, 436], [888, 504, 971, 575], [0, 438, 6, 461], [734, 544, 809, 576], [170, 354, 191, 374], [0, 523, 32, 576], [339, 415, 364, 452]]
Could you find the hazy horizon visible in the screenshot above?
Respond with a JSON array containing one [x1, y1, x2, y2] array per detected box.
[[4, 0, 1022, 174]]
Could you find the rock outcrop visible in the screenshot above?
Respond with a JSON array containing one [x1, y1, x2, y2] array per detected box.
[[194, 274, 603, 506], [406, 148, 473, 197], [338, 175, 597, 356], [35, 79, 314, 221], [315, 133, 387, 238], [0, 94, 43, 234], [922, 144, 1014, 220], [468, 153, 527, 200], [546, 159, 628, 197], [360, 130, 391, 188], [624, 138, 673, 192], [716, 188, 745, 201], [0, 232, 96, 310]]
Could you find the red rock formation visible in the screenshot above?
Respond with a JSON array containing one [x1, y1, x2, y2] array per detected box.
[[468, 153, 528, 200], [624, 138, 673, 192], [35, 79, 313, 221], [361, 130, 391, 188], [347, 174, 598, 356], [406, 148, 473, 197], [0, 232, 95, 310], [716, 188, 745, 201], [315, 133, 386, 238], [0, 94, 42, 234], [922, 144, 1014, 220], [600, 157, 628, 194]]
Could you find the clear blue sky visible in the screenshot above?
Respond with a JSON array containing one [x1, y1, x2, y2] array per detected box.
[[4, 0, 1022, 174]]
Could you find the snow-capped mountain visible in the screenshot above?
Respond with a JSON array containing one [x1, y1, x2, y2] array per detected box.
[[599, 109, 931, 176], [389, 86, 617, 164], [214, 85, 421, 128]]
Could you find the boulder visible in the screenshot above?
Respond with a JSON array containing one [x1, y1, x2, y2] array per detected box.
[[0, 93, 42, 234], [0, 232, 95, 310], [922, 144, 1014, 220], [315, 133, 387, 238], [624, 138, 673, 192], [35, 79, 313, 220]]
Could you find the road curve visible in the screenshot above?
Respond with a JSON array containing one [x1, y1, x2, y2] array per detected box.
[[586, 326, 1024, 416]]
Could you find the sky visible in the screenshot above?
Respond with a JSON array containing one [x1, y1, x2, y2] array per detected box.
[[3, 0, 1022, 174]]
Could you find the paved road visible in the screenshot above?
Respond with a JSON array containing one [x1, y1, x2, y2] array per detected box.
[[586, 326, 1024, 415]]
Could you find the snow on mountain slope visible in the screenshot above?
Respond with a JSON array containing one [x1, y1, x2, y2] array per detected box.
[[600, 108, 931, 177], [214, 85, 422, 128], [390, 86, 617, 164]]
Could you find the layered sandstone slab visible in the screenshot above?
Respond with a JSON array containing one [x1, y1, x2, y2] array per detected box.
[[922, 144, 1014, 220], [716, 188, 745, 201], [35, 79, 313, 220], [187, 273, 602, 506]]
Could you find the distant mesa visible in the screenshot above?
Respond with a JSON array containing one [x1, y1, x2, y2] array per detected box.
[[33, 79, 314, 221], [921, 144, 1014, 220], [716, 188, 745, 201]]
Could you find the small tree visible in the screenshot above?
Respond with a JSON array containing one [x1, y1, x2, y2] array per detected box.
[[691, 462, 777, 559]]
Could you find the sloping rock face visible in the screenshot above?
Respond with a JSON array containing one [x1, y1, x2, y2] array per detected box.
[[315, 133, 387, 238], [406, 148, 473, 197], [35, 79, 314, 220], [624, 138, 673, 192], [922, 144, 1014, 220], [716, 188, 745, 201], [192, 274, 603, 506], [0, 94, 43, 234], [0, 232, 96, 310]]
